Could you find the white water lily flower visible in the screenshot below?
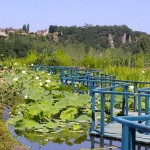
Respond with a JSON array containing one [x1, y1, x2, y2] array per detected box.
[[142, 70, 145, 74], [13, 77, 19, 81], [129, 86, 134, 91], [24, 95, 28, 99], [35, 76, 39, 80], [14, 63, 18, 66], [46, 79, 50, 83], [31, 64, 34, 66], [39, 82, 43, 86], [45, 84, 49, 87], [22, 70, 26, 74], [48, 73, 51, 76]]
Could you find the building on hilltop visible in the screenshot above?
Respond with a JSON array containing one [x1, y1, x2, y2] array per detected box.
[[7, 27, 18, 33], [36, 29, 48, 36], [0, 28, 8, 37]]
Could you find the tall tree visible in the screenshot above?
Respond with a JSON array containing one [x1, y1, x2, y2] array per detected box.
[[22, 24, 27, 32], [49, 25, 57, 33], [27, 24, 30, 33]]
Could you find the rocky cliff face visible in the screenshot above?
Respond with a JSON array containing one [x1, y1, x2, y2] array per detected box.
[[122, 33, 127, 44], [53, 32, 59, 43], [108, 33, 135, 48], [108, 34, 114, 48]]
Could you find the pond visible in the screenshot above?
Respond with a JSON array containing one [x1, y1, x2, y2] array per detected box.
[[3, 106, 150, 150]]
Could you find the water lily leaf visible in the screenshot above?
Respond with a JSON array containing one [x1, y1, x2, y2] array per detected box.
[[15, 124, 26, 131], [65, 140, 73, 146], [72, 124, 81, 131], [60, 113, 73, 121], [78, 94, 91, 101], [51, 90, 62, 96], [28, 89, 43, 100], [35, 127, 50, 133], [54, 101, 67, 109], [76, 115, 91, 122], [51, 106, 60, 115], [73, 135, 87, 144], [7, 114, 23, 125], [25, 120, 38, 129], [60, 108, 77, 121], [67, 100, 79, 107], [27, 105, 42, 116], [45, 121, 57, 129]]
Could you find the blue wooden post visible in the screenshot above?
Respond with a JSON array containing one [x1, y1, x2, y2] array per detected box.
[[100, 93, 105, 135], [145, 95, 149, 127], [91, 91, 95, 132], [100, 137, 104, 148], [50, 67, 54, 75], [138, 94, 141, 116], [35, 65, 39, 71], [90, 136, 95, 149], [60, 68, 64, 85], [56, 68, 58, 74], [122, 86, 126, 115], [129, 127, 136, 150], [66, 68, 69, 76], [87, 74, 90, 91], [122, 125, 129, 150], [90, 80, 95, 96], [134, 82, 137, 112], [101, 76, 105, 88], [71, 77, 75, 93], [125, 85, 129, 116], [110, 88, 115, 122]]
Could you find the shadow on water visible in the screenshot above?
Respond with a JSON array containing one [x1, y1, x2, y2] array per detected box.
[[3, 106, 150, 150]]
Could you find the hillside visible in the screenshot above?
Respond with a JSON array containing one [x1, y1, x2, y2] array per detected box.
[[0, 25, 150, 57]]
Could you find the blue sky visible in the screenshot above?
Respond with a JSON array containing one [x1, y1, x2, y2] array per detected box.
[[0, 0, 150, 33]]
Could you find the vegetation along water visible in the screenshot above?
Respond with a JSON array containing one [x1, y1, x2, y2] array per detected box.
[[0, 25, 150, 149]]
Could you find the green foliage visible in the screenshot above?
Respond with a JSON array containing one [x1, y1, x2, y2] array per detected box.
[[2, 68, 91, 145]]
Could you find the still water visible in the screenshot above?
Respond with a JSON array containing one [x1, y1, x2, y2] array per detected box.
[[8, 125, 150, 150], [3, 106, 150, 150]]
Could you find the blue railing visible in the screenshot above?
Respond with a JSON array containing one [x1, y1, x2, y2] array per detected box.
[[31, 65, 150, 149], [113, 115, 150, 150]]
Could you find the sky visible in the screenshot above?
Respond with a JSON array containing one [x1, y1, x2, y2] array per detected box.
[[0, 0, 150, 33]]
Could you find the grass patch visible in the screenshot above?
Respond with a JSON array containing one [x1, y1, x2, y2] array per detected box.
[[0, 103, 27, 150]]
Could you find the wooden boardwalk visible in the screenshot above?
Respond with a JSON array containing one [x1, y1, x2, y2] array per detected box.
[[91, 111, 150, 145]]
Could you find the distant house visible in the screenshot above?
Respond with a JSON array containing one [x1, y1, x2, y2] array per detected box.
[[36, 29, 48, 36], [7, 27, 17, 33], [19, 29, 28, 35], [7, 27, 29, 35], [0, 28, 8, 37]]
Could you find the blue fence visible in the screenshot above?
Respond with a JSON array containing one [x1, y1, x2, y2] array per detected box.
[[32, 65, 150, 150]]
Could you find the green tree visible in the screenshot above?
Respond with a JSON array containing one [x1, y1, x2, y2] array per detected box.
[[22, 24, 27, 32], [27, 24, 30, 33], [134, 34, 150, 54]]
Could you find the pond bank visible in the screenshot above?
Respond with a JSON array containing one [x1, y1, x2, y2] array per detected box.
[[0, 103, 28, 150]]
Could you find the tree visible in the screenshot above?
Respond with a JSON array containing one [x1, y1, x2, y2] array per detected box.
[[134, 34, 150, 54], [49, 25, 57, 33], [27, 24, 30, 33], [22, 24, 27, 32], [22, 24, 30, 33]]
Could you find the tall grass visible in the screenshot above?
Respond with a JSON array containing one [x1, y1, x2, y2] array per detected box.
[[0, 48, 150, 82]]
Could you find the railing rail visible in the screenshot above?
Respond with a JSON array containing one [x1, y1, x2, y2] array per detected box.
[[31, 65, 150, 149], [113, 115, 150, 150]]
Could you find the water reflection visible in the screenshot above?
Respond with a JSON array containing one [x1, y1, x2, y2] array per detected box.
[[90, 136, 121, 150], [3, 107, 150, 150], [90, 136, 150, 150], [8, 126, 150, 150]]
